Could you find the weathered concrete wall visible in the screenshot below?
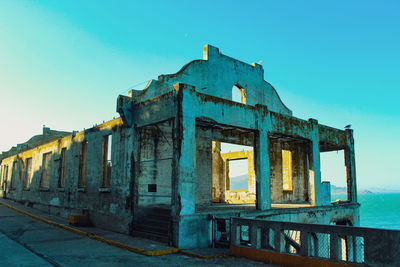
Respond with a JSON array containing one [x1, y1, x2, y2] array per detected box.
[[130, 45, 292, 116], [0, 118, 133, 234], [137, 120, 173, 207], [269, 139, 309, 204], [195, 136, 212, 206]]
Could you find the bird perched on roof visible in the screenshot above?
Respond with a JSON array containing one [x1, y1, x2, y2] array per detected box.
[[344, 124, 352, 129]]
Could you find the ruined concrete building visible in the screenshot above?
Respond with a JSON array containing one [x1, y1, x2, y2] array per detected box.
[[0, 45, 358, 249]]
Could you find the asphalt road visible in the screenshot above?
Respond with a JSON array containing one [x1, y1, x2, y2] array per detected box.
[[0, 204, 276, 266]]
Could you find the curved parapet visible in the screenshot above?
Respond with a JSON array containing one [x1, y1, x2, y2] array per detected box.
[[127, 45, 292, 116]]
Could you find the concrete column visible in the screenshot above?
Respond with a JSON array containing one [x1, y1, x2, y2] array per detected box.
[[345, 129, 357, 203], [130, 126, 140, 229], [172, 83, 208, 249], [308, 119, 322, 206], [171, 83, 197, 216], [254, 105, 271, 210]]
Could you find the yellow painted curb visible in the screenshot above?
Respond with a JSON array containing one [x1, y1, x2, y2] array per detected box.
[[0, 200, 178, 256], [180, 250, 228, 259]]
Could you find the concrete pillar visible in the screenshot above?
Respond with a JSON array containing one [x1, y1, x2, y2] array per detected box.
[[171, 83, 197, 216], [171, 83, 199, 248], [254, 105, 271, 210], [130, 126, 140, 229], [345, 129, 357, 203], [308, 119, 322, 206]]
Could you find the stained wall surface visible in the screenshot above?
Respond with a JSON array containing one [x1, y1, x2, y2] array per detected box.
[[0, 119, 134, 234], [137, 120, 173, 207]]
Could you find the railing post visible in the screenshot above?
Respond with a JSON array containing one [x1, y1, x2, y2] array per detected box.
[[330, 234, 342, 261], [274, 228, 282, 252], [250, 225, 261, 248], [300, 231, 310, 256], [261, 227, 270, 249], [231, 219, 241, 246]]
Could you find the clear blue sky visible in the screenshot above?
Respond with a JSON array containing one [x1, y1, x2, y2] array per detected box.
[[1, 0, 399, 189]]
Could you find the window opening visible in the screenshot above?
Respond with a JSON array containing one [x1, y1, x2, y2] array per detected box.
[[102, 134, 112, 188], [228, 158, 249, 190], [58, 148, 66, 188], [282, 149, 293, 191], [321, 150, 347, 201], [78, 141, 87, 188], [231, 85, 247, 104], [41, 152, 52, 188], [24, 158, 32, 189]]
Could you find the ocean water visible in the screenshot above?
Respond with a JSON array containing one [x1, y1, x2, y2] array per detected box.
[[332, 193, 400, 230]]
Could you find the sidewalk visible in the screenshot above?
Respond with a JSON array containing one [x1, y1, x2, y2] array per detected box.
[[0, 198, 226, 257], [0, 198, 278, 266]]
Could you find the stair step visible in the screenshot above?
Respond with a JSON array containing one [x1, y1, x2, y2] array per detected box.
[[135, 224, 169, 235], [139, 218, 169, 228], [131, 230, 169, 243], [144, 208, 171, 215], [149, 208, 171, 215], [132, 206, 171, 244], [143, 214, 170, 221]]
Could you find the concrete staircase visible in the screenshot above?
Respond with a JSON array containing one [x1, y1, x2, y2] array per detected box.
[[132, 206, 171, 244]]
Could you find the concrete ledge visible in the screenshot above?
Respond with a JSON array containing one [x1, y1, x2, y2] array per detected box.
[[229, 245, 360, 267]]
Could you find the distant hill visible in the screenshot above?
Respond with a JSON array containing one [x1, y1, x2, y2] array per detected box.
[[330, 185, 347, 194], [331, 184, 373, 194], [227, 179, 395, 194], [365, 187, 400, 193], [230, 175, 248, 190]]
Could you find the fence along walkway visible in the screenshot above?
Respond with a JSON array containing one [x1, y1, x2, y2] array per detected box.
[[229, 217, 400, 266]]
